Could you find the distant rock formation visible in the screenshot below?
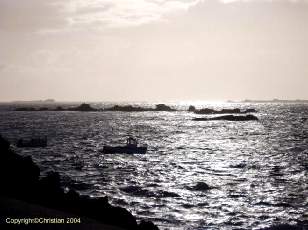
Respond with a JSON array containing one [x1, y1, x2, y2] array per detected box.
[[245, 108, 257, 113], [192, 182, 212, 191], [243, 99, 308, 103], [192, 108, 257, 114], [188, 105, 196, 112], [154, 104, 175, 111], [105, 105, 147, 112], [193, 115, 259, 121], [69, 103, 97, 112], [0, 135, 158, 230], [104, 104, 175, 112], [14, 103, 97, 112], [12, 99, 55, 104], [56, 106, 64, 111], [15, 107, 37, 111]]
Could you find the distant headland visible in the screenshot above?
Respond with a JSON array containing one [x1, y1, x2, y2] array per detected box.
[[11, 99, 56, 104], [239, 99, 308, 103], [14, 103, 177, 112], [13, 103, 258, 114]]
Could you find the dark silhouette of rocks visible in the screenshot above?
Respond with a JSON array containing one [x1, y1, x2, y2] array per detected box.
[[104, 104, 175, 112], [14, 104, 258, 115], [245, 108, 257, 113], [0, 136, 40, 199], [39, 107, 49, 111], [243, 99, 308, 103], [193, 115, 259, 121], [154, 104, 175, 111], [70, 103, 97, 112], [15, 107, 37, 111], [12, 99, 55, 104], [121, 185, 155, 197], [105, 105, 147, 112], [192, 182, 212, 191], [14, 103, 97, 112], [192, 108, 257, 114], [56, 106, 64, 111], [0, 135, 158, 230], [120, 186, 179, 198], [188, 105, 196, 112], [15, 103, 175, 113], [15, 107, 50, 111], [139, 221, 159, 230]]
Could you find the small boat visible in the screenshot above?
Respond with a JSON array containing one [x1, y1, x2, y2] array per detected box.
[[17, 137, 47, 148], [102, 137, 147, 154]]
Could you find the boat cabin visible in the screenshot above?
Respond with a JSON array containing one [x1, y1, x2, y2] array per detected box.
[[126, 137, 138, 147]]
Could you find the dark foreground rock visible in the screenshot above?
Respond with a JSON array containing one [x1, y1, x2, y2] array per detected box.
[[0, 196, 127, 230], [193, 115, 259, 121], [191, 182, 212, 191], [0, 135, 158, 230]]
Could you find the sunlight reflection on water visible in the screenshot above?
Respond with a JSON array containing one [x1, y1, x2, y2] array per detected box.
[[0, 102, 307, 229]]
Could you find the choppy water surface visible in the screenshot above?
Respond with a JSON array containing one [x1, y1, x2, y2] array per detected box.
[[0, 102, 307, 229]]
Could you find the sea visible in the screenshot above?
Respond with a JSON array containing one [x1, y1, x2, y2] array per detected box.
[[0, 102, 307, 230]]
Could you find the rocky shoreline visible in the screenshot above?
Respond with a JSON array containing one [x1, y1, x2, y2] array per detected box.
[[14, 103, 176, 112], [13, 103, 257, 114], [0, 136, 158, 230]]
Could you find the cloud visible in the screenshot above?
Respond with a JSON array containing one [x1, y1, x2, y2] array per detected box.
[[63, 0, 308, 28], [1, 0, 308, 32], [0, 0, 202, 32], [0, 0, 308, 101], [0, 0, 67, 32], [64, 0, 201, 27]]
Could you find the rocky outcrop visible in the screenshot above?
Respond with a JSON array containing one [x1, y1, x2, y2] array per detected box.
[[191, 182, 212, 191], [154, 104, 175, 111], [193, 115, 259, 121], [14, 103, 176, 113], [192, 108, 257, 114], [69, 103, 97, 112], [104, 104, 175, 112], [14, 103, 97, 112], [105, 105, 147, 112], [15, 107, 37, 111], [0, 135, 158, 230]]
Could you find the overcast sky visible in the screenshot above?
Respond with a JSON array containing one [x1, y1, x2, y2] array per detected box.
[[0, 0, 307, 102]]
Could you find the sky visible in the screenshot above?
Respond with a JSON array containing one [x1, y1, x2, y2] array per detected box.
[[0, 0, 308, 102]]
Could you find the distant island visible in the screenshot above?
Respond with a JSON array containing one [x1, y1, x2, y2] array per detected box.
[[12, 103, 260, 114], [14, 103, 177, 112], [11, 99, 56, 104], [188, 106, 256, 114], [104, 104, 176, 112], [193, 114, 259, 122], [240, 99, 308, 103]]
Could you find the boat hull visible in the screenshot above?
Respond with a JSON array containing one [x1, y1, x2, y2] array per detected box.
[[102, 146, 147, 154]]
